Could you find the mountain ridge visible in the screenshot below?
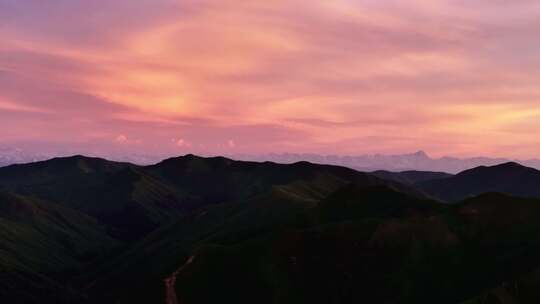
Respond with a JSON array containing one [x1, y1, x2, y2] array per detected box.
[[230, 151, 540, 174], [2, 147, 540, 173], [420, 161, 540, 202]]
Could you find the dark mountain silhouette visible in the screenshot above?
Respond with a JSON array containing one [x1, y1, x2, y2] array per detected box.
[[420, 162, 540, 202], [231, 151, 540, 173], [0, 154, 422, 243], [2, 155, 540, 303], [146, 154, 426, 207], [89, 186, 540, 304], [0, 156, 183, 241], [0, 154, 425, 303], [371, 170, 453, 185], [0, 191, 117, 303]]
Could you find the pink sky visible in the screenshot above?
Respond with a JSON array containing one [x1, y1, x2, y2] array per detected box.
[[1, 0, 540, 158]]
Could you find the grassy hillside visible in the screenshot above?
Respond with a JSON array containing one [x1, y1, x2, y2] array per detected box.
[[85, 184, 540, 304], [2, 155, 540, 303], [0, 156, 184, 241], [0, 192, 117, 304], [166, 190, 540, 304]]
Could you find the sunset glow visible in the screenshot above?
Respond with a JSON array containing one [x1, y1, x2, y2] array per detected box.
[[2, 0, 540, 158]]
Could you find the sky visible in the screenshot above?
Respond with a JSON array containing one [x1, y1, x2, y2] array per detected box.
[[1, 0, 540, 158]]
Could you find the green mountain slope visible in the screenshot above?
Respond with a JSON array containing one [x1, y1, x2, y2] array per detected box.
[[88, 186, 540, 304], [147, 155, 425, 208], [2, 155, 540, 303], [0, 191, 117, 304], [0, 156, 184, 241], [0, 154, 424, 303], [166, 190, 540, 304]]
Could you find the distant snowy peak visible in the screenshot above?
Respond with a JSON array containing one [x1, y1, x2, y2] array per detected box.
[[0, 147, 51, 167]]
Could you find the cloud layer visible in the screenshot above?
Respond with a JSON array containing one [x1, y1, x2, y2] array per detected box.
[[1, 0, 540, 158]]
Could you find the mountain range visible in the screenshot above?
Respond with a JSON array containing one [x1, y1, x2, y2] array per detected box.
[[2, 146, 540, 174], [2, 154, 540, 303], [231, 151, 540, 174]]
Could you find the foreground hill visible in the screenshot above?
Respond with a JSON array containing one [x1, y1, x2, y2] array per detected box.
[[3, 155, 540, 303], [87, 184, 441, 303], [0, 154, 424, 303], [0, 156, 184, 241], [89, 187, 540, 304], [172, 191, 540, 304], [0, 154, 423, 244], [420, 162, 540, 202], [0, 192, 117, 303]]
